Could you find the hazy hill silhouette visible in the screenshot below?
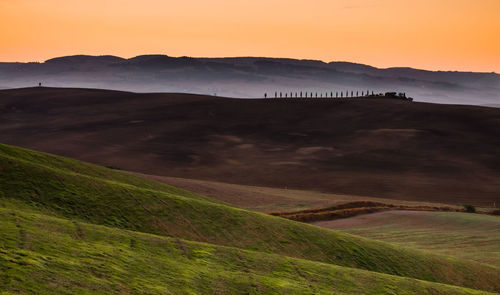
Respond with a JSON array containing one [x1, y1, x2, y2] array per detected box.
[[1, 54, 498, 104], [0, 87, 498, 206]]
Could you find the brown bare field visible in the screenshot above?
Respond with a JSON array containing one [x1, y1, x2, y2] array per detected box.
[[1, 87, 499, 206], [312, 210, 500, 267], [140, 174, 468, 212]]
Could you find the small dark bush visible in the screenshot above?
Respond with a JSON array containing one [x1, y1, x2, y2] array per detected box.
[[463, 204, 476, 213], [491, 209, 500, 216], [105, 165, 122, 170]]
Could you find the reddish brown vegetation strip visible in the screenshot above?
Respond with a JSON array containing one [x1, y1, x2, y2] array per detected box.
[[270, 201, 464, 223]]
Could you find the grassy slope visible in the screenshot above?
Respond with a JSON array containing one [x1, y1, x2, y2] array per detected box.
[[0, 143, 499, 292], [0, 207, 491, 295], [312, 211, 500, 267], [0, 142, 211, 203]]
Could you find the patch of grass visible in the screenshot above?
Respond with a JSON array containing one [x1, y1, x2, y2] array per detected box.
[[0, 144, 212, 203], [0, 207, 492, 295], [315, 211, 500, 267], [0, 143, 499, 292]]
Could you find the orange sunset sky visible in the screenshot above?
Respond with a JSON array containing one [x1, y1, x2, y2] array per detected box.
[[1, 0, 499, 72]]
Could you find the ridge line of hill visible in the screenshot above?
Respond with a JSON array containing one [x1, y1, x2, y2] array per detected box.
[[32, 54, 500, 75]]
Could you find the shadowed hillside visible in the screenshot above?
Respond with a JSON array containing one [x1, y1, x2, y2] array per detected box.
[[0, 87, 499, 206]]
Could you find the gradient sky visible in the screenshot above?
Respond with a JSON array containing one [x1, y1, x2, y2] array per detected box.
[[1, 0, 499, 72]]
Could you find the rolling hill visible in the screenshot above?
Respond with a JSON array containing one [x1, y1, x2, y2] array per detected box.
[[0, 143, 499, 293], [1, 207, 491, 295], [0, 87, 499, 206]]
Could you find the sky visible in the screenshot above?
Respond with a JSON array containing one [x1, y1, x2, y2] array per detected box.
[[1, 0, 499, 72]]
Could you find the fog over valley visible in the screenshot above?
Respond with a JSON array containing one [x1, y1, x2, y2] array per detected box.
[[2, 54, 499, 105]]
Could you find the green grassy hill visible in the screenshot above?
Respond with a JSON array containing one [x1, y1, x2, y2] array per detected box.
[[1, 207, 491, 295], [0, 143, 499, 293], [312, 211, 500, 267]]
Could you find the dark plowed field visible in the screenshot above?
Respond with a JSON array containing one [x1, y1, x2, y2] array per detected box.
[[1, 87, 499, 206]]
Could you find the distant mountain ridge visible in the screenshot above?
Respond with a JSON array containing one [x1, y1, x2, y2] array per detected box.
[[1, 54, 499, 104]]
